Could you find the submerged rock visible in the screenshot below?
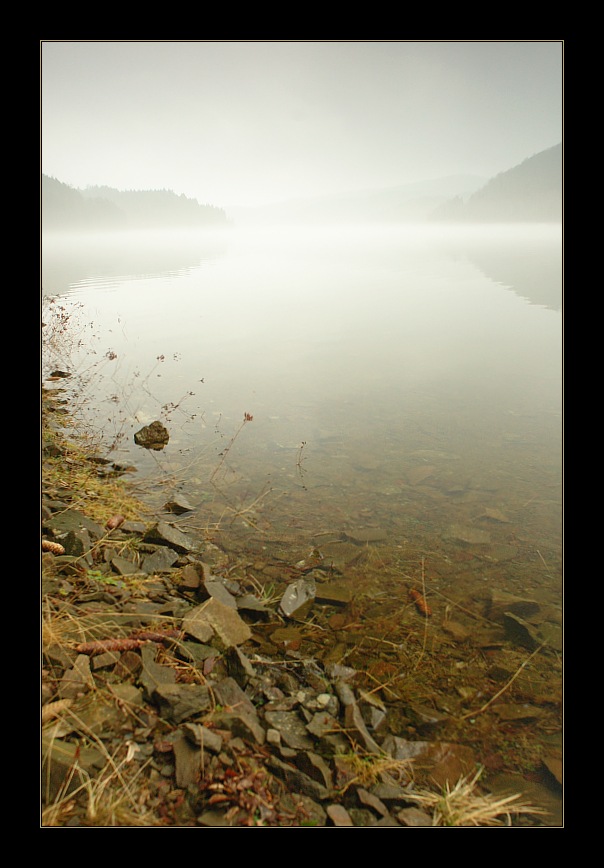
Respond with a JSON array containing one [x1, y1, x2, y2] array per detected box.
[[279, 577, 316, 620], [134, 421, 170, 450], [164, 494, 194, 514]]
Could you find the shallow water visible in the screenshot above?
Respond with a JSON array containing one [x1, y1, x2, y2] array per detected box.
[[42, 222, 563, 812], [42, 223, 562, 590]]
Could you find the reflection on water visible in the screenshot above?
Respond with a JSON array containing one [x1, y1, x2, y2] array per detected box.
[[41, 224, 562, 578], [41, 227, 229, 296], [42, 223, 562, 802]]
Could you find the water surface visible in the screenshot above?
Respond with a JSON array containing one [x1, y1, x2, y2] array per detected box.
[[42, 223, 562, 592]]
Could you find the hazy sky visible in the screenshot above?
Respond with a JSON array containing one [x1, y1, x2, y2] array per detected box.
[[41, 40, 563, 208]]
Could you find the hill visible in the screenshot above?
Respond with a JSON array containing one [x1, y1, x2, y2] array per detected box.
[[432, 143, 562, 223], [41, 176, 228, 230], [229, 175, 486, 226]]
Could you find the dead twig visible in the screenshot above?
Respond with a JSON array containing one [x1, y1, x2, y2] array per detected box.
[[460, 642, 547, 721]]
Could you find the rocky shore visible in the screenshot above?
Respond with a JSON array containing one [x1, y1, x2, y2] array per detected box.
[[41, 389, 561, 827]]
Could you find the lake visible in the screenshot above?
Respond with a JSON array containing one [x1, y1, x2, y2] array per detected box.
[[42, 222, 563, 801], [42, 223, 562, 580]]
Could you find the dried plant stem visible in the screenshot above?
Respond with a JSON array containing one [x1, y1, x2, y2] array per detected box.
[[210, 412, 253, 482], [412, 557, 430, 671], [460, 642, 546, 721]]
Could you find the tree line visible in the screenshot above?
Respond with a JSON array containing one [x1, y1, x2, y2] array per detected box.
[[42, 175, 228, 230]]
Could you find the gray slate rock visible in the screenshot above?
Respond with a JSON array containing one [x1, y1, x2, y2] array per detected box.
[[326, 804, 355, 826], [279, 578, 316, 619], [111, 555, 142, 576], [141, 546, 179, 574], [153, 683, 212, 723], [397, 806, 434, 826], [211, 710, 266, 745], [45, 508, 105, 540], [264, 710, 315, 750], [267, 755, 332, 801], [144, 521, 197, 553], [344, 702, 382, 754], [200, 579, 238, 609], [182, 598, 252, 648], [164, 494, 194, 514]]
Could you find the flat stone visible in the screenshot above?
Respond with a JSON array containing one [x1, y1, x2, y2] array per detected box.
[[180, 564, 202, 589], [141, 546, 179, 574], [182, 598, 252, 648], [267, 755, 332, 801], [182, 723, 223, 753], [107, 683, 144, 707], [139, 643, 177, 697], [488, 590, 541, 622], [121, 520, 147, 534], [111, 555, 142, 576], [144, 521, 196, 553], [327, 804, 355, 826], [279, 793, 328, 826], [153, 683, 212, 723], [196, 810, 233, 827], [236, 594, 271, 618], [306, 710, 340, 739], [315, 582, 352, 605], [442, 620, 471, 642], [343, 527, 388, 544], [344, 702, 381, 754], [214, 677, 259, 718], [447, 524, 491, 545], [45, 509, 105, 540], [58, 528, 94, 564], [492, 702, 546, 721], [371, 814, 401, 826], [295, 751, 333, 789], [502, 612, 541, 650], [210, 710, 266, 745], [396, 806, 434, 826], [58, 654, 95, 699], [279, 578, 316, 619], [264, 711, 315, 750], [172, 733, 202, 788], [164, 494, 194, 514], [357, 787, 390, 817], [224, 646, 256, 686], [200, 579, 238, 609]]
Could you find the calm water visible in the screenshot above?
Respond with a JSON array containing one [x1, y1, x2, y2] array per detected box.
[[42, 223, 562, 606]]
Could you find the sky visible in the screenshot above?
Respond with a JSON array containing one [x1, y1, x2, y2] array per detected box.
[[41, 40, 563, 209]]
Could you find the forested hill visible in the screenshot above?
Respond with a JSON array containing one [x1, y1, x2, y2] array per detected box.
[[41, 175, 228, 230], [431, 143, 562, 223]]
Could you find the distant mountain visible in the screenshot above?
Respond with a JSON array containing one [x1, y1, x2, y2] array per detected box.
[[432, 143, 562, 223], [229, 175, 487, 226], [41, 175, 228, 230]]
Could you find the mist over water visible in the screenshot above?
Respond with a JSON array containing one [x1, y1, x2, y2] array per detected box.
[[42, 223, 562, 609]]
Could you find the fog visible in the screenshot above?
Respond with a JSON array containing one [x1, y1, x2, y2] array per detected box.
[[41, 40, 562, 210]]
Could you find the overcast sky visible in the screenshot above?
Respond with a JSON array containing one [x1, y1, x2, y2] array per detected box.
[[41, 40, 563, 209]]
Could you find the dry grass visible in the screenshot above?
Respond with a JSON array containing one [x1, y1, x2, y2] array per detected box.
[[42, 723, 161, 827], [42, 427, 148, 526], [337, 749, 414, 793], [403, 766, 549, 826]]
